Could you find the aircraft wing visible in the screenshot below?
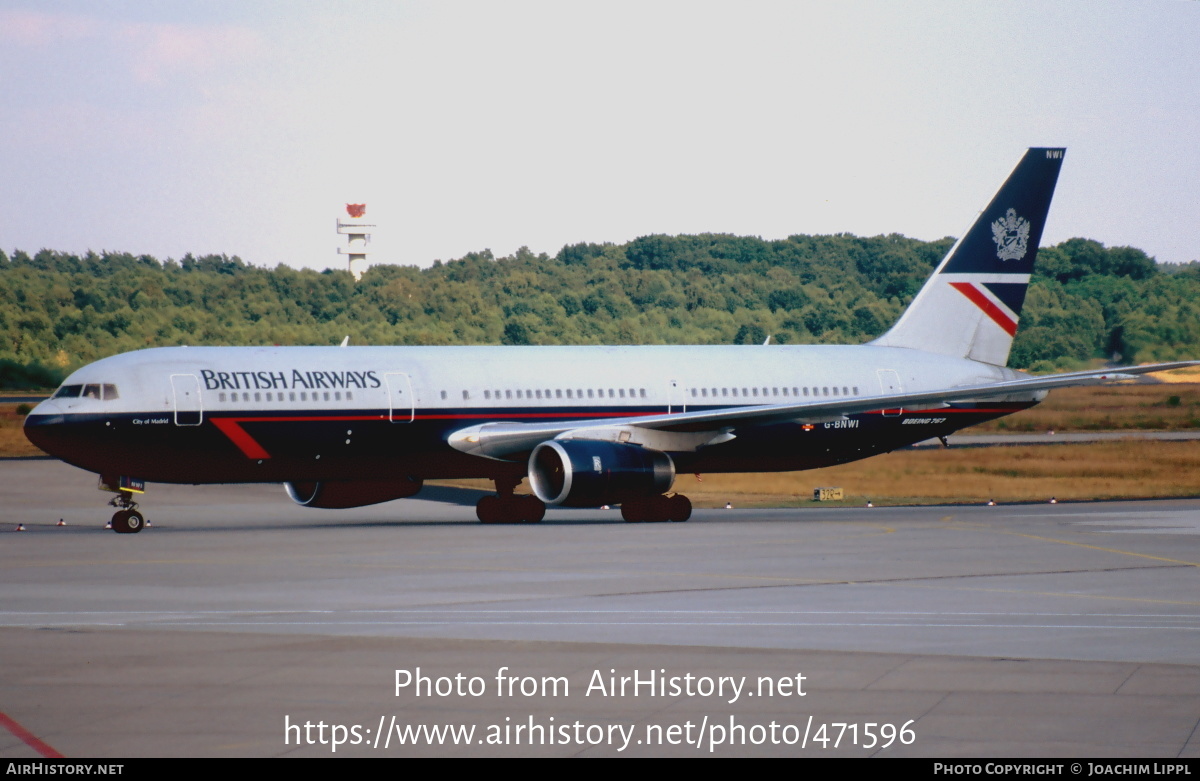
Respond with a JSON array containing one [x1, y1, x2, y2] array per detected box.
[[447, 361, 1199, 461]]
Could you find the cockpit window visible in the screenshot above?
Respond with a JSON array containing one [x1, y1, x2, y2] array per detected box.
[[52, 383, 119, 400]]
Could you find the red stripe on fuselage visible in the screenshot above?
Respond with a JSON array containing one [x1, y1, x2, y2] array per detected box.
[[949, 282, 1018, 336], [210, 417, 274, 459]]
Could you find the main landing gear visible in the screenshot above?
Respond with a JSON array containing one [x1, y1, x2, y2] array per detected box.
[[107, 491, 145, 534], [620, 494, 692, 523], [476, 476, 546, 524]]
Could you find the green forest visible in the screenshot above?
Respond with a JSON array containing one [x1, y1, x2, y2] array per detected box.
[[2, 233, 1198, 389]]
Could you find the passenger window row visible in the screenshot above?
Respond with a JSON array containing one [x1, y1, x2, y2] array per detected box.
[[439, 388, 651, 401], [211, 385, 862, 405], [217, 391, 354, 403], [435, 385, 862, 403], [690, 385, 859, 398]]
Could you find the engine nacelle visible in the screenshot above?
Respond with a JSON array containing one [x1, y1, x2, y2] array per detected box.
[[528, 440, 675, 507], [284, 478, 423, 509]]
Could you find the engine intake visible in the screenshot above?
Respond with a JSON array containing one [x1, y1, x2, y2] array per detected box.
[[284, 478, 422, 509], [528, 440, 675, 507]]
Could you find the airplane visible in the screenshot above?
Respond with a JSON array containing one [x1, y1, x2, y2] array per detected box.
[[23, 147, 1196, 532]]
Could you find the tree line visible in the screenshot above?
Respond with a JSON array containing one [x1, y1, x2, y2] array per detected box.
[[1, 234, 1196, 389]]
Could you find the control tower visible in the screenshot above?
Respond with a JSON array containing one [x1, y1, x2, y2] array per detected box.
[[337, 203, 374, 280]]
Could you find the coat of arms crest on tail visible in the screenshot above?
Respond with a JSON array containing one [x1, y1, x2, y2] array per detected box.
[[991, 208, 1030, 261]]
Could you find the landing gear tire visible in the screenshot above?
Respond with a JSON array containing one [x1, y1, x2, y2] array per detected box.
[[476, 494, 545, 524], [621, 494, 691, 523], [477, 495, 502, 524], [668, 494, 692, 522], [521, 494, 545, 523], [111, 509, 144, 534], [620, 499, 647, 523]]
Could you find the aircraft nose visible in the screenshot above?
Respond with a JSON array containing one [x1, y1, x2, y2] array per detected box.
[[22, 399, 67, 455]]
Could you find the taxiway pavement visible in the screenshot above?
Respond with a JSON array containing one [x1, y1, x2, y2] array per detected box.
[[2, 459, 1199, 757]]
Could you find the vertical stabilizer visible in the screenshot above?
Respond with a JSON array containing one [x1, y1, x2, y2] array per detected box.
[[871, 148, 1064, 366]]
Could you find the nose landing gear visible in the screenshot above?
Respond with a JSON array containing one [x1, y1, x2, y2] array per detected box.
[[101, 476, 146, 534]]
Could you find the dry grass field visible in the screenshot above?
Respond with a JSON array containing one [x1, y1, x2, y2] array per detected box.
[[674, 439, 1200, 507], [971, 382, 1200, 433], [0, 402, 41, 457], [6, 384, 1200, 506]]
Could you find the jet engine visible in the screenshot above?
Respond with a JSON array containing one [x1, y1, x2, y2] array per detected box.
[[528, 440, 675, 507], [284, 478, 423, 509]]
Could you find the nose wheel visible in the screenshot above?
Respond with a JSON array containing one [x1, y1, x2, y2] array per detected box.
[[111, 509, 145, 534]]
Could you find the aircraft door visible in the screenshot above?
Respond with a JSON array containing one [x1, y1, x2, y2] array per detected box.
[[876, 369, 903, 417], [667, 379, 687, 414], [170, 374, 203, 426], [385, 372, 414, 423]]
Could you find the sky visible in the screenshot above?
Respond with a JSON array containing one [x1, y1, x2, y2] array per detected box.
[[2, 0, 1198, 271]]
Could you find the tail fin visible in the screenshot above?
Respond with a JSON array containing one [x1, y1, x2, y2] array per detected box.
[[870, 147, 1065, 366]]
